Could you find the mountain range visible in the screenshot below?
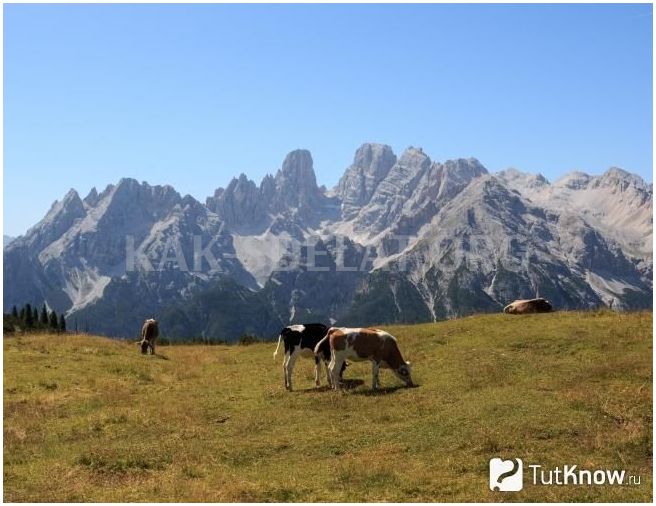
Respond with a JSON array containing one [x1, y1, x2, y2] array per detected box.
[[4, 143, 652, 339]]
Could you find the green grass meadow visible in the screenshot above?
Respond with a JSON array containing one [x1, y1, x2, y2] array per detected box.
[[3, 310, 652, 501]]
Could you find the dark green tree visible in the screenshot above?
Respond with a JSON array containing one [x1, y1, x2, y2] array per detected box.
[[11, 306, 18, 318], [33, 307, 39, 324], [19, 306, 25, 321], [58, 314, 66, 333], [49, 310, 58, 330], [40, 304, 49, 326], [25, 304, 34, 327]]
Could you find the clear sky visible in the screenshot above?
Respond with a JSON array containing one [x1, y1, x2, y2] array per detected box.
[[4, 3, 653, 237]]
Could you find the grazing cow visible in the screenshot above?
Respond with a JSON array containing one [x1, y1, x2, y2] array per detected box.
[[273, 323, 346, 391], [316, 327, 414, 390], [503, 298, 553, 314], [140, 318, 159, 355]]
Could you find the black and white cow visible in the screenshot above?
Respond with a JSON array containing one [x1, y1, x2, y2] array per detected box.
[[273, 323, 346, 391]]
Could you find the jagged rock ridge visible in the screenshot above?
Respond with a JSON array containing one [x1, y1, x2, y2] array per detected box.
[[4, 144, 652, 338]]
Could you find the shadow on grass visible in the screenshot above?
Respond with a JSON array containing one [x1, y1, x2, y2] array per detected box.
[[297, 378, 365, 393], [351, 383, 419, 396], [341, 378, 366, 390]]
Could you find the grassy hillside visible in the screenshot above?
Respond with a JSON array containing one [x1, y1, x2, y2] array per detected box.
[[4, 310, 652, 502]]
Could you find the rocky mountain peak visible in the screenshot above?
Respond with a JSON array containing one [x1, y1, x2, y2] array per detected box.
[[276, 149, 318, 193], [91, 179, 182, 238], [271, 149, 323, 219], [83, 187, 99, 207], [337, 143, 397, 219], [206, 187, 224, 206], [595, 167, 650, 193], [4, 143, 652, 338], [398, 146, 432, 169], [553, 171, 593, 190], [352, 143, 397, 171], [495, 168, 549, 196], [260, 174, 276, 198], [113, 178, 180, 202], [228, 173, 258, 194], [39, 189, 85, 228], [208, 173, 266, 230], [63, 188, 82, 203], [442, 158, 488, 181], [16, 188, 87, 252]]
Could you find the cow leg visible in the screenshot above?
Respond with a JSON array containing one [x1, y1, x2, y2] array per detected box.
[[329, 353, 345, 390], [372, 361, 380, 390], [285, 349, 299, 391], [327, 351, 337, 389], [283, 353, 291, 390], [314, 356, 321, 387], [324, 360, 332, 387]]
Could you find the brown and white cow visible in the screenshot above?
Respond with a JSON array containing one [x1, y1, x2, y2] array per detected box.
[[315, 327, 414, 390], [503, 298, 553, 315], [140, 318, 159, 355]]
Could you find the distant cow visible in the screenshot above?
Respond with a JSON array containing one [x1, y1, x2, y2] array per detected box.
[[273, 323, 346, 391], [316, 327, 414, 390], [140, 319, 159, 355], [503, 298, 553, 314]]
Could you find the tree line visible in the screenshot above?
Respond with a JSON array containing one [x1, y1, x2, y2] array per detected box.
[[6, 303, 66, 332]]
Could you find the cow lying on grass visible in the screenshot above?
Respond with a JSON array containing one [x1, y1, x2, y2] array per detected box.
[[504, 298, 553, 314], [273, 323, 346, 391], [140, 319, 159, 355], [316, 327, 414, 390]]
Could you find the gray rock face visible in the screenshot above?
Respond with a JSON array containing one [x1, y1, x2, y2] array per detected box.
[[387, 175, 650, 319], [206, 174, 269, 232], [335, 151, 488, 247], [354, 146, 433, 233], [83, 187, 99, 208], [498, 166, 653, 264], [4, 145, 652, 338], [274, 150, 318, 208], [5, 178, 255, 327], [26, 189, 87, 252], [206, 149, 333, 234], [337, 143, 397, 219]]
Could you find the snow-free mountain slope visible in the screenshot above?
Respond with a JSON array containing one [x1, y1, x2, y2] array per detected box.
[[4, 144, 652, 337]]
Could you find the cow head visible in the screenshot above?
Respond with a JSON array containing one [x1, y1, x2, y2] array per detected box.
[[394, 361, 414, 387]]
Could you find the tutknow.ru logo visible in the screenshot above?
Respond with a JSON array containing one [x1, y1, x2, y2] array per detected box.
[[489, 458, 523, 491], [489, 458, 642, 492]]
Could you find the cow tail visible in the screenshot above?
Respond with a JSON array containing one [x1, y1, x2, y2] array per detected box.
[[313, 332, 330, 356], [273, 333, 283, 361]]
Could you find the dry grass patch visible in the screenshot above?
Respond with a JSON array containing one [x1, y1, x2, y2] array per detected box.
[[4, 311, 652, 501]]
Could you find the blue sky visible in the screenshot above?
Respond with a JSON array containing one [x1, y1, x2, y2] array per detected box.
[[4, 3, 653, 237]]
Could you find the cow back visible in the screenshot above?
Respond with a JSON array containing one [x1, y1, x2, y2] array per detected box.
[[142, 320, 159, 341], [280, 323, 329, 358]]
